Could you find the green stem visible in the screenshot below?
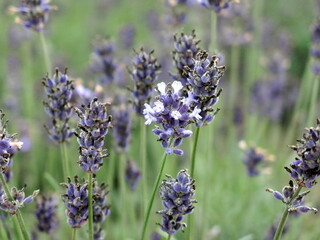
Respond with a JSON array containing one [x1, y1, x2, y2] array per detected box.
[[120, 153, 127, 239], [0, 219, 8, 240], [168, 234, 172, 240], [307, 76, 319, 126], [210, 11, 217, 54], [60, 143, 70, 180], [12, 217, 24, 240], [0, 174, 30, 240], [88, 173, 93, 240], [190, 127, 201, 178], [273, 186, 302, 240], [140, 118, 147, 218], [39, 31, 52, 76], [72, 228, 77, 240], [140, 152, 169, 240]]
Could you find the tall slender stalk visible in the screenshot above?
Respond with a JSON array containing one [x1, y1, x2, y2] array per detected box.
[[39, 32, 52, 76], [190, 127, 201, 178], [140, 118, 147, 217], [307, 76, 319, 126], [167, 234, 172, 240], [60, 142, 70, 180], [0, 220, 8, 240], [0, 174, 30, 240], [210, 11, 217, 54], [88, 173, 93, 240], [273, 186, 302, 240], [120, 153, 127, 239], [72, 228, 77, 240], [140, 152, 169, 240]]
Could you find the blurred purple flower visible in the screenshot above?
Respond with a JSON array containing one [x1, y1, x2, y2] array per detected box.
[[119, 25, 135, 50], [125, 159, 141, 191], [113, 104, 132, 153]]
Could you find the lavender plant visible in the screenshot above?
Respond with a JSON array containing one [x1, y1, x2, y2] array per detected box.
[[198, 0, 236, 13], [172, 30, 201, 86], [267, 119, 320, 239], [125, 159, 141, 191], [34, 194, 58, 235], [143, 81, 201, 155], [310, 18, 320, 75], [74, 98, 112, 240], [8, 0, 56, 32], [157, 169, 196, 237]]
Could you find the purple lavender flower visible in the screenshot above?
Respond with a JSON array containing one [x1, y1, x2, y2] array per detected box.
[[184, 50, 225, 127], [74, 98, 112, 173], [310, 18, 320, 75], [157, 169, 196, 235], [113, 104, 132, 153], [128, 48, 161, 115], [9, 0, 57, 31], [0, 184, 39, 215], [172, 30, 201, 86], [35, 194, 58, 234], [92, 181, 110, 224], [125, 159, 141, 190], [198, 0, 235, 13], [0, 111, 23, 175], [286, 119, 320, 188], [119, 25, 135, 50], [61, 176, 89, 228], [43, 68, 74, 143], [143, 81, 202, 155], [90, 39, 116, 84]]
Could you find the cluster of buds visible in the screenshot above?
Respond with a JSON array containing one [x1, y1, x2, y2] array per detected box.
[[61, 176, 89, 228], [8, 0, 57, 31], [172, 30, 201, 86], [128, 48, 161, 115], [266, 180, 317, 214], [183, 50, 225, 127], [239, 141, 274, 177], [90, 39, 116, 84], [0, 184, 39, 215], [143, 81, 201, 155], [112, 104, 132, 153], [43, 68, 74, 143], [35, 194, 59, 234], [125, 159, 141, 191], [74, 98, 112, 173], [92, 180, 110, 239], [157, 169, 196, 235], [198, 0, 238, 13], [286, 119, 320, 188], [0, 111, 23, 177]]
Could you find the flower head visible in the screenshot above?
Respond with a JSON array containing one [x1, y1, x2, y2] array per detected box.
[[184, 50, 225, 127], [43, 68, 74, 143], [113, 104, 132, 153], [74, 98, 112, 173], [9, 0, 57, 31], [35, 194, 59, 234], [172, 30, 201, 86], [128, 48, 161, 115], [157, 169, 196, 235], [198, 0, 237, 13], [125, 159, 141, 190], [143, 81, 200, 155], [92, 180, 110, 224], [0, 184, 39, 215], [61, 176, 89, 228]]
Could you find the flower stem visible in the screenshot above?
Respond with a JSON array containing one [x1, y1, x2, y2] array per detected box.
[[273, 186, 303, 240], [140, 152, 169, 240], [168, 234, 172, 240], [140, 118, 147, 217], [0, 174, 30, 240], [39, 31, 52, 76], [0, 219, 8, 240], [190, 127, 201, 178], [210, 11, 217, 54], [307, 76, 319, 126], [60, 142, 70, 180], [72, 228, 77, 240], [120, 153, 127, 239], [88, 173, 93, 240]]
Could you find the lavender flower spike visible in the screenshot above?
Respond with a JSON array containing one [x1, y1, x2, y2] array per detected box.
[[61, 176, 89, 228], [35, 194, 59, 234], [198, 0, 238, 13], [128, 48, 161, 115], [184, 50, 225, 127], [0, 111, 23, 174], [310, 18, 320, 75], [143, 81, 201, 155], [0, 184, 39, 215], [113, 104, 132, 153], [172, 30, 201, 86], [8, 0, 57, 31], [74, 98, 112, 173], [157, 169, 196, 235], [125, 159, 141, 190], [43, 68, 74, 143]]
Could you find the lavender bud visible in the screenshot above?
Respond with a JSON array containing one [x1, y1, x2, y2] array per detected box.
[[113, 104, 132, 153]]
